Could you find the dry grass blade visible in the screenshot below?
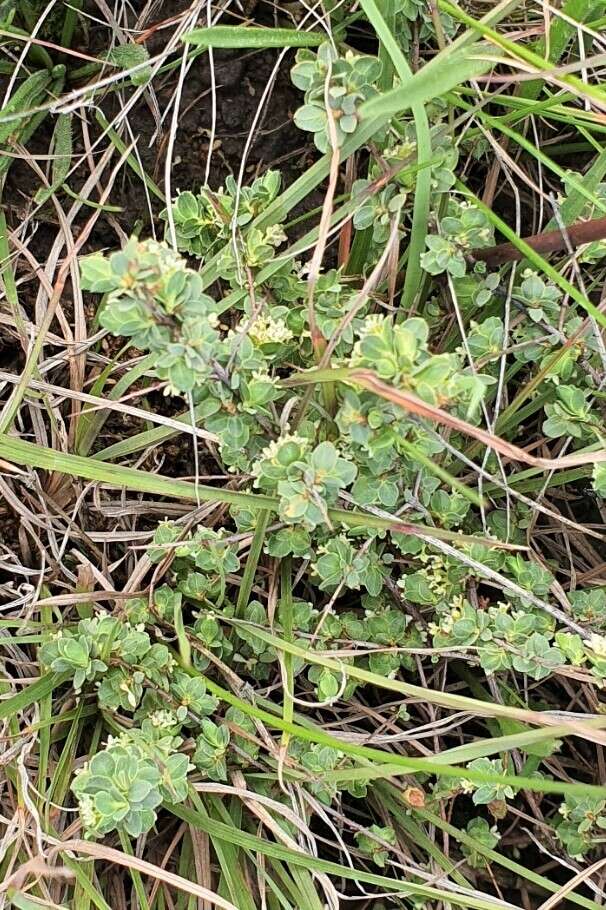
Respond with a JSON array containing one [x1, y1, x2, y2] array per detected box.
[[319, 368, 606, 470], [52, 840, 240, 909], [537, 857, 606, 910], [0, 144, 135, 435], [0, 370, 219, 442]]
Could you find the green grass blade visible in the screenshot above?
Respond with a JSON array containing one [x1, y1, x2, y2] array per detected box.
[[169, 800, 520, 909], [378, 785, 604, 910], [186, 655, 606, 798], [91, 399, 209, 461], [76, 353, 155, 456], [359, 0, 432, 312], [34, 112, 72, 204], [439, 0, 606, 108], [518, 0, 605, 101], [200, 43, 495, 290], [359, 48, 496, 123], [0, 671, 67, 721], [0, 433, 505, 545], [208, 623, 606, 751], [458, 181, 606, 328], [235, 510, 271, 618]]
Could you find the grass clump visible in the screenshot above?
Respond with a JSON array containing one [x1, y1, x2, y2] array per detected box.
[[2, 1, 606, 908]]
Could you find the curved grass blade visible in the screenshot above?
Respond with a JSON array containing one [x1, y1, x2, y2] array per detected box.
[[378, 785, 603, 910], [458, 181, 606, 329], [283, 365, 606, 470]]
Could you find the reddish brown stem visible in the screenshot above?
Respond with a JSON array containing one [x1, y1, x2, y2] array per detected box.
[[470, 215, 606, 266], [338, 155, 355, 267]]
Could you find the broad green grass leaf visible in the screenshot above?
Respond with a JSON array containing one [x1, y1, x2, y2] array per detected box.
[[34, 112, 72, 204], [359, 47, 497, 123], [183, 26, 324, 49]]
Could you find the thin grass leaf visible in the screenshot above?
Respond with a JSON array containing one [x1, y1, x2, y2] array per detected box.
[[518, 0, 606, 101], [200, 42, 496, 290], [479, 114, 606, 216], [62, 857, 108, 910], [75, 353, 156, 456], [235, 510, 271, 618], [457, 181, 606, 323], [358, 0, 432, 312], [91, 399, 209, 461], [168, 799, 567, 910], [439, 0, 606, 109], [57, 840, 240, 910], [95, 111, 165, 203], [0, 209, 27, 339]]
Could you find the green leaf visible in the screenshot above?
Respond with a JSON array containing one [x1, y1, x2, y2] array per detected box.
[[34, 113, 72, 203], [183, 26, 324, 49], [293, 102, 327, 133], [105, 43, 151, 85], [80, 252, 119, 293], [593, 463, 606, 498]]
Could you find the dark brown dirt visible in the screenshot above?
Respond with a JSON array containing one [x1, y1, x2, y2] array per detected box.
[[3, 0, 318, 256]]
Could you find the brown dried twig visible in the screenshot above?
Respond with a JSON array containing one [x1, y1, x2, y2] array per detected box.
[[469, 215, 606, 266]]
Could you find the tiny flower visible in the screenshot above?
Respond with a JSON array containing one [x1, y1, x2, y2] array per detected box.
[[247, 313, 293, 346], [586, 633, 606, 658]]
